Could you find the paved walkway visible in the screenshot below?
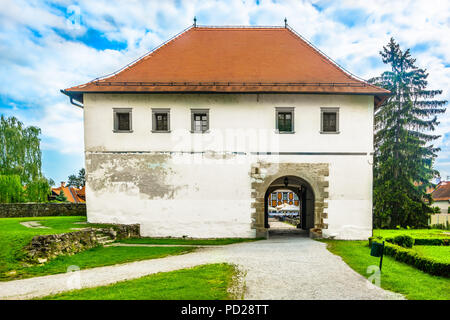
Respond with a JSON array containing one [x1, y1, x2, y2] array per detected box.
[[0, 236, 403, 300]]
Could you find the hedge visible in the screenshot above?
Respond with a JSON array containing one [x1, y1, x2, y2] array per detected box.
[[370, 236, 449, 247], [369, 238, 450, 278], [414, 238, 449, 246], [386, 235, 414, 248], [383, 243, 449, 278]]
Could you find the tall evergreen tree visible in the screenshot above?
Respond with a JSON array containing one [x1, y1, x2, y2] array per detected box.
[[55, 189, 68, 202], [370, 38, 447, 228]]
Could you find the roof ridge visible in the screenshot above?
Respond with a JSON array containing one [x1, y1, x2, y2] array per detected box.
[[195, 25, 286, 29]]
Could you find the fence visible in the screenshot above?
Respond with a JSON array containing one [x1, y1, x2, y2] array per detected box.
[[429, 213, 449, 227]]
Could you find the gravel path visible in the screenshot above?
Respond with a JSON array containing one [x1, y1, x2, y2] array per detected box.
[[0, 236, 403, 300]]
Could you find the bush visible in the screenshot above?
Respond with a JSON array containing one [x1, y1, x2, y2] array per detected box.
[[388, 235, 414, 248], [432, 222, 450, 230], [414, 238, 449, 246], [368, 236, 383, 248], [0, 174, 24, 203], [384, 243, 449, 278]]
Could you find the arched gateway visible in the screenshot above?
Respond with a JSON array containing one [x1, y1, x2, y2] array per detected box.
[[264, 176, 314, 230], [250, 162, 329, 238]]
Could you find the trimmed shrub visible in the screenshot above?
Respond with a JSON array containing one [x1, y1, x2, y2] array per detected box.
[[384, 243, 450, 278], [414, 238, 449, 246], [389, 235, 414, 248], [368, 236, 383, 248]]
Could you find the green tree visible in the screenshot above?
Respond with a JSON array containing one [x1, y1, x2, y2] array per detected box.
[[369, 38, 447, 228], [55, 189, 68, 202], [67, 168, 85, 188], [0, 115, 50, 202], [0, 175, 24, 203]]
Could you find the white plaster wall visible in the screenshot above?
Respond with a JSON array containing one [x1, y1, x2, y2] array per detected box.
[[85, 155, 255, 238], [434, 200, 449, 214], [83, 93, 374, 239], [84, 93, 374, 154]]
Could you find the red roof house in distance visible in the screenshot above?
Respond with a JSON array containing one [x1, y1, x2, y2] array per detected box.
[[51, 182, 85, 203], [61, 23, 389, 240], [431, 181, 450, 213]]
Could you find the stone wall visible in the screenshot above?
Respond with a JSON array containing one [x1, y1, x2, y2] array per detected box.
[[0, 203, 86, 217], [250, 162, 329, 238], [24, 224, 140, 263]]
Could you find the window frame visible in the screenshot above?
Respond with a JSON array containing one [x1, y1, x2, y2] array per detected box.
[[275, 107, 295, 134], [151, 108, 171, 133], [320, 107, 340, 134], [113, 108, 133, 133], [190, 108, 210, 133]]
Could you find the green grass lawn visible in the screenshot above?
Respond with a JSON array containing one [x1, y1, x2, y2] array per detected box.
[[40, 263, 237, 300], [118, 237, 262, 245], [6, 246, 195, 281], [0, 216, 87, 276], [0, 216, 194, 281], [412, 246, 450, 264], [374, 229, 450, 239], [322, 240, 450, 300]]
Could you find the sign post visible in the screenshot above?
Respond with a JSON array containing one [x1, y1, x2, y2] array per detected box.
[[370, 240, 385, 271]]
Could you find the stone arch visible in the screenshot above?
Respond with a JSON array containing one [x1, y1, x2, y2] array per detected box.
[[250, 162, 329, 238]]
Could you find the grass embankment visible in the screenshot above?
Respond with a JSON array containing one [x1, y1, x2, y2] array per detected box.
[[41, 263, 238, 300], [322, 239, 450, 300], [118, 237, 262, 245], [0, 216, 194, 281]]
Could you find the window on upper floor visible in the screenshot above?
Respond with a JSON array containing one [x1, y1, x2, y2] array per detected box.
[[275, 107, 295, 133], [113, 108, 132, 132], [321, 107, 340, 134], [191, 109, 209, 133], [152, 108, 170, 132]]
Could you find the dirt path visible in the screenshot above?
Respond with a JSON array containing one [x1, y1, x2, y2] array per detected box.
[[0, 236, 403, 300]]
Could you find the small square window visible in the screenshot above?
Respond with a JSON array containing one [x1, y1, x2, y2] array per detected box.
[[275, 107, 295, 133], [113, 108, 132, 132], [191, 109, 209, 133], [152, 108, 170, 132], [321, 108, 339, 133]]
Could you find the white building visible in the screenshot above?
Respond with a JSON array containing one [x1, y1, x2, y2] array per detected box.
[[430, 181, 450, 226], [62, 25, 389, 240]]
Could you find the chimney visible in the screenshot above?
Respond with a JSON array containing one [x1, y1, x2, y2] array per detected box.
[[60, 181, 66, 188]]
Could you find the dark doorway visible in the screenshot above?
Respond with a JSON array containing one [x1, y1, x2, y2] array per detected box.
[[264, 175, 315, 234]]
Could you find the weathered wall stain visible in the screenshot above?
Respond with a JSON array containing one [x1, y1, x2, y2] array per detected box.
[[86, 153, 185, 199]]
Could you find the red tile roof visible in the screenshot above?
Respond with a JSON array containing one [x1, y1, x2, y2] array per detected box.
[[52, 186, 85, 203], [432, 181, 450, 201], [62, 26, 389, 106]]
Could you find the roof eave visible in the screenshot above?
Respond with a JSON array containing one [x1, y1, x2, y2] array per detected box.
[[61, 89, 84, 108]]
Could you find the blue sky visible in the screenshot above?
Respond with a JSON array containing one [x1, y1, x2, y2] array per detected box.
[[0, 0, 449, 184]]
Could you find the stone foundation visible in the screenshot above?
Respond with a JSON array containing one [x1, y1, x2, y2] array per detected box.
[[24, 224, 140, 263]]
